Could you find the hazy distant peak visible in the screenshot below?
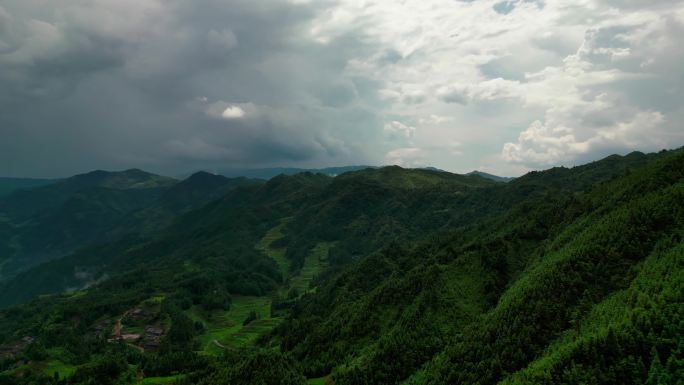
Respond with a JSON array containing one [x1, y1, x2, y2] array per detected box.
[[467, 171, 515, 183], [185, 170, 229, 182], [215, 165, 374, 179], [69, 169, 176, 190]]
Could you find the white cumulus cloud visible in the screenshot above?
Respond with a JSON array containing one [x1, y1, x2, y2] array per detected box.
[[383, 120, 416, 139], [305, 0, 684, 173], [222, 105, 246, 119]]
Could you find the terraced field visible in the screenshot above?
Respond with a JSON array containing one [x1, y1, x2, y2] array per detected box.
[[289, 242, 331, 295], [186, 221, 332, 355], [255, 218, 292, 277], [225, 318, 281, 348], [257, 219, 331, 294], [190, 296, 276, 354]]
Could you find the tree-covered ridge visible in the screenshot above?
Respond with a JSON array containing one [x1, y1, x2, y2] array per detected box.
[[275, 149, 684, 384], [0, 169, 259, 283], [0, 165, 496, 307], [0, 150, 682, 385]]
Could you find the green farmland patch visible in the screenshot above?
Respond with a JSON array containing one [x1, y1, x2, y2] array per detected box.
[[192, 296, 279, 354]]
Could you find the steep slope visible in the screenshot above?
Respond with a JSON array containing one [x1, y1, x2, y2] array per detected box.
[[132, 171, 263, 233], [409, 150, 684, 385], [499, 240, 683, 385], [0, 172, 324, 308], [157, 172, 257, 210], [0, 169, 177, 280], [0, 170, 260, 282], [272, 149, 684, 384], [279, 167, 500, 269]]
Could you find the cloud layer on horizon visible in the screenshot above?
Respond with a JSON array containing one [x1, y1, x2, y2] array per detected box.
[[0, 0, 682, 177]]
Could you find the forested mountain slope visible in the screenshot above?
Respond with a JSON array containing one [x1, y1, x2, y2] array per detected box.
[[0, 149, 681, 385], [275, 149, 684, 385], [0, 169, 176, 279], [0, 168, 498, 308], [0, 169, 257, 282]]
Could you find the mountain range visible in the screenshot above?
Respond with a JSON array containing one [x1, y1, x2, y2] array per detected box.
[[194, 166, 375, 180], [0, 149, 682, 385]]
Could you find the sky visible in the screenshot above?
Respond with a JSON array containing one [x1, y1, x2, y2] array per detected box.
[[1, 0, 683, 178]]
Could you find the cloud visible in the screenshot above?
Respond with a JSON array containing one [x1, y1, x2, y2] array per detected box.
[[202, 100, 255, 120], [0, 0, 682, 177], [502, 110, 666, 165], [385, 141, 462, 168], [383, 121, 416, 140], [305, 0, 684, 173], [206, 29, 238, 54], [419, 115, 453, 125], [0, 0, 383, 176], [221, 106, 246, 119], [165, 137, 239, 161], [438, 78, 520, 105], [500, 7, 684, 165], [385, 147, 426, 167]]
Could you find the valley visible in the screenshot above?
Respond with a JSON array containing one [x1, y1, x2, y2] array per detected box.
[[3, 0, 683, 383], [0, 149, 682, 385]]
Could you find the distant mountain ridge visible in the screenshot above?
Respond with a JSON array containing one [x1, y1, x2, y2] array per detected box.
[[0, 165, 498, 306], [0, 169, 176, 220], [202, 165, 375, 179], [213, 165, 516, 183], [467, 170, 515, 182], [0, 169, 258, 281], [0, 177, 57, 198]]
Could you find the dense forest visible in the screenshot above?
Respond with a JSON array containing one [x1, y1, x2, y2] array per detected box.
[[0, 149, 682, 385]]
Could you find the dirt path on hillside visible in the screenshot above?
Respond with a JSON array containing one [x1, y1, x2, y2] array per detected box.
[[112, 318, 122, 338]]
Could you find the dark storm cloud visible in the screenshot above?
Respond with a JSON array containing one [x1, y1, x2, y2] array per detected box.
[[0, 0, 384, 177], [2, 0, 683, 178]]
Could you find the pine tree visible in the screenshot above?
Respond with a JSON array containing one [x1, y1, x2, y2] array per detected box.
[[646, 349, 664, 385]]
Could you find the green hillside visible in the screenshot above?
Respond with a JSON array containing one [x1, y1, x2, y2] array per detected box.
[[0, 169, 176, 280], [0, 151, 682, 385], [0, 170, 260, 283], [274, 149, 684, 384]]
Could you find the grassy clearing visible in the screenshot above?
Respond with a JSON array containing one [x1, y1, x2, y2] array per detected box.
[[185, 220, 330, 354], [137, 375, 182, 384], [307, 376, 329, 385], [145, 295, 165, 305], [191, 296, 279, 354], [36, 348, 78, 379], [290, 242, 331, 295], [41, 359, 78, 379]]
